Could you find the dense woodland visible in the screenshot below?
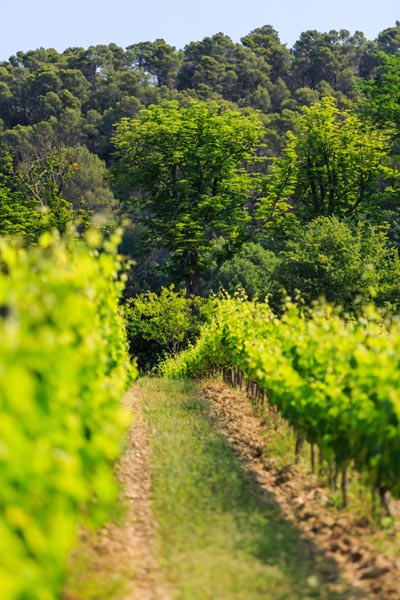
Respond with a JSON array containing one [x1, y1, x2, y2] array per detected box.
[[0, 21, 400, 362]]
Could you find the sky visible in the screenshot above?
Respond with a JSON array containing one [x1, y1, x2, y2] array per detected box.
[[1, 0, 398, 60]]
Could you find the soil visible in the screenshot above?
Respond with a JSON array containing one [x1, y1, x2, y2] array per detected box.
[[64, 386, 171, 600], [202, 381, 400, 600], [65, 381, 400, 600]]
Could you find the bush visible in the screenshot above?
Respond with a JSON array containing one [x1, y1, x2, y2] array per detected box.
[[273, 216, 400, 311], [0, 230, 134, 600], [124, 285, 204, 371], [210, 242, 281, 300]]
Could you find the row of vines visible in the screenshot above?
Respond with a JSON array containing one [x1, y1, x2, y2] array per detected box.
[[162, 296, 400, 504], [0, 231, 135, 600]]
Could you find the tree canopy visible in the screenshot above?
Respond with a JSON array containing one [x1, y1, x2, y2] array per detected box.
[[266, 97, 398, 220], [0, 22, 399, 308], [273, 216, 400, 311], [112, 100, 266, 294]]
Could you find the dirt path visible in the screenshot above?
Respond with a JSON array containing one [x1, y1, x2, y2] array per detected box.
[[64, 386, 172, 600], [202, 381, 400, 600], [66, 381, 400, 600], [115, 387, 171, 600]]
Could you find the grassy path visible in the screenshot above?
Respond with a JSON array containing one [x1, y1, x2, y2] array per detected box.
[[139, 377, 349, 600]]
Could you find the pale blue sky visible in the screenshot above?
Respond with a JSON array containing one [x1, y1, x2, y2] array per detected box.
[[1, 0, 398, 60]]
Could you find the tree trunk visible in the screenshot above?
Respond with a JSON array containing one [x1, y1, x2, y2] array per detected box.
[[185, 271, 200, 297]]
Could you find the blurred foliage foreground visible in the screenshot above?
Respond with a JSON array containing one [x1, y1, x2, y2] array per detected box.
[[0, 230, 135, 600]]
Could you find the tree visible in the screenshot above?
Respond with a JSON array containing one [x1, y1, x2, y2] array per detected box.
[[291, 29, 369, 94], [273, 216, 400, 311], [357, 53, 400, 141], [0, 130, 91, 236], [210, 241, 280, 299], [292, 30, 339, 89], [124, 286, 202, 370], [376, 21, 400, 55], [241, 24, 291, 82], [0, 181, 43, 242], [61, 144, 117, 218], [112, 100, 266, 295], [268, 97, 397, 220], [126, 39, 183, 88], [177, 33, 271, 103]]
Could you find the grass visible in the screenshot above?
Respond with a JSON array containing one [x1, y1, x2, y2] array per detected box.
[[63, 538, 127, 600], [139, 377, 347, 600]]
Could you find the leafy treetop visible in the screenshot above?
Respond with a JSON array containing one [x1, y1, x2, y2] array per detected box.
[[112, 100, 266, 295]]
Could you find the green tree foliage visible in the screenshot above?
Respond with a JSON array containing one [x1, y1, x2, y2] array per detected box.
[[273, 216, 400, 310], [255, 130, 299, 236], [0, 182, 44, 241], [376, 21, 400, 55], [62, 144, 117, 218], [126, 39, 183, 88], [210, 242, 281, 299], [0, 25, 398, 293], [270, 98, 397, 219], [177, 33, 271, 104], [118, 222, 171, 298], [357, 53, 400, 142], [292, 30, 341, 88], [0, 142, 79, 236], [0, 131, 109, 238], [291, 29, 368, 93], [241, 25, 291, 82], [124, 285, 203, 370], [112, 100, 266, 295], [356, 53, 400, 245], [0, 24, 396, 167]]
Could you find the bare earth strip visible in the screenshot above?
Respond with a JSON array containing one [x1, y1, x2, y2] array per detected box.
[[202, 381, 400, 600], [64, 386, 172, 600]]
